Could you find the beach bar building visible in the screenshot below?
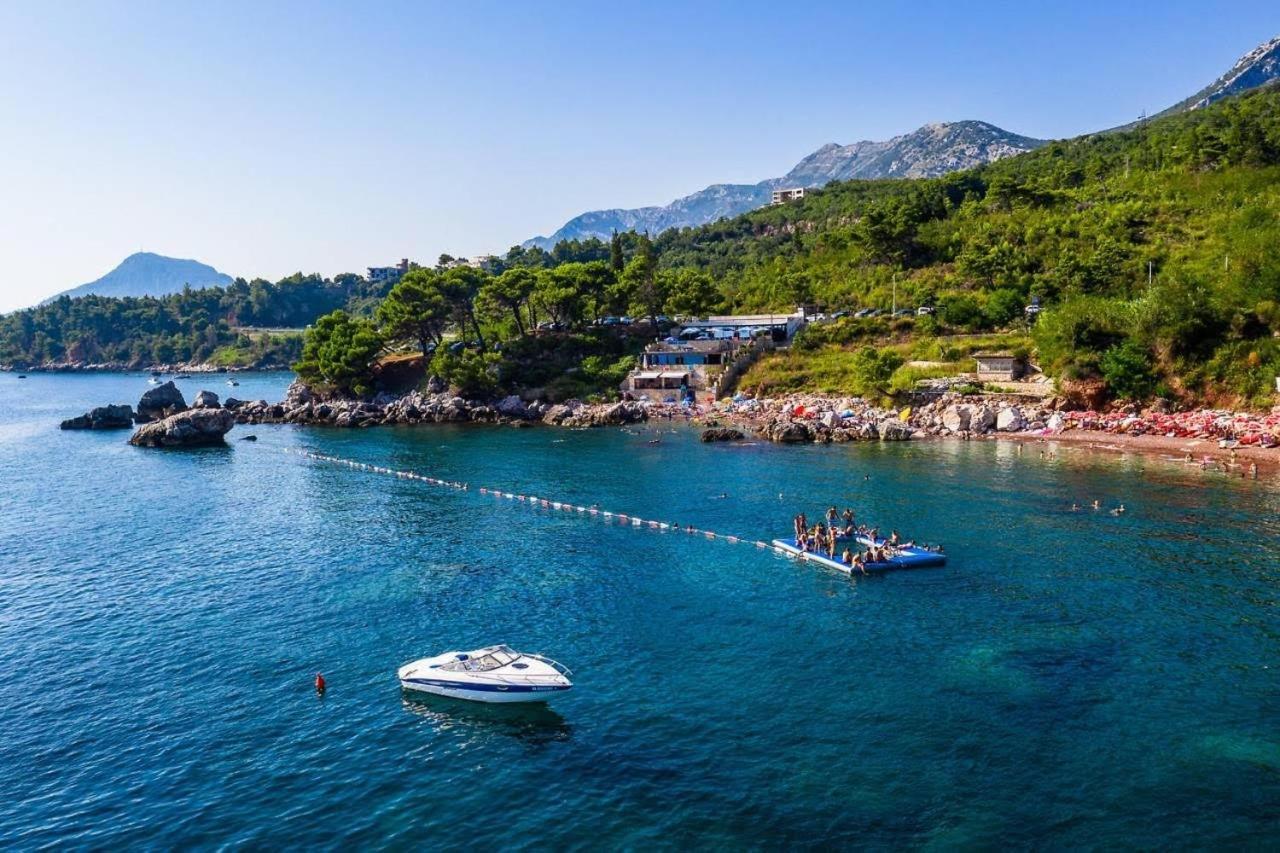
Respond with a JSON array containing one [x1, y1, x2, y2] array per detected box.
[[623, 340, 735, 399]]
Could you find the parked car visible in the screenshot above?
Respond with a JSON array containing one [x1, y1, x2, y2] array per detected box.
[[535, 321, 565, 332], [830, 311, 850, 320], [893, 309, 913, 317], [854, 308, 874, 318], [916, 306, 936, 316]]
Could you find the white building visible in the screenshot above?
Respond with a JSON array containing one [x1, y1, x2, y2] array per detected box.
[[771, 188, 807, 205]]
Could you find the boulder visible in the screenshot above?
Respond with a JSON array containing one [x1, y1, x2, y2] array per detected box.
[[879, 419, 913, 441], [136, 381, 187, 422], [1047, 412, 1065, 433], [193, 390, 221, 409], [224, 397, 244, 410], [60, 404, 135, 430], [996, 406, 1026, 432], [496, 394, 527, 417], [768, 420, 814, 443], [129, 408, 235, 447], [971, 405, 996, 433], [941, 405, 971, 433], [701, 427, 745, 442], [425, 375, 446, 394], [283, 380, 314, 408], [819, 411, 840, 429]]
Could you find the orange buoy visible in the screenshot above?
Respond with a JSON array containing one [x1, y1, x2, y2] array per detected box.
[[315, 673, 326, 693]]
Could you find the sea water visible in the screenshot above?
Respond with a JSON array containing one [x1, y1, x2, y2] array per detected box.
[[2, 372, 1279, 848]]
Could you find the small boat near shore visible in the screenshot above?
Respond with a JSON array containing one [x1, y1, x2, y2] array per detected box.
[[398, 644, 573, 703], [773, 537, 946, 573]]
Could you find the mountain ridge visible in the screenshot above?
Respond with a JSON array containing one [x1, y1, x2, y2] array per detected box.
[[47, 252, 233, 303], [524, 120, 1045, 249]]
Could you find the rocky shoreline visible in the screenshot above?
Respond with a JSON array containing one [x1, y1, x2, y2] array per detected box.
[[227, 381, 650, 429], [6, 361, 283, 373], [59, 375, 1280, 461]]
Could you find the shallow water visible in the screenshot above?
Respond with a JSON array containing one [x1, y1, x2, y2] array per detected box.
[[2, 372, 1279, 848]]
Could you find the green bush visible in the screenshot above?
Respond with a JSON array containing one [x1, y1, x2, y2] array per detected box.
[[428, 349, 500, 398], [1099, 341, 1157, 400]]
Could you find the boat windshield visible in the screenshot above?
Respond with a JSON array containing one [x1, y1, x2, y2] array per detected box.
[[441, 646, 520, 672]]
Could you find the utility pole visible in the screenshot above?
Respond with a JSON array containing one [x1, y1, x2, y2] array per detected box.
[[892, 273, 898, 314], [1148, 261, 1153, 286]]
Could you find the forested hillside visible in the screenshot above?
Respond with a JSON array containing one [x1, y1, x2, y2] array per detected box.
[[649, 84, 1280, 405], [0, 273, 389, 368], [5, 85, 1280, 405]]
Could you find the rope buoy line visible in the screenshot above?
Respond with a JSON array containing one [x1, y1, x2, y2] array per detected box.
[[284, 448, 786, 554]]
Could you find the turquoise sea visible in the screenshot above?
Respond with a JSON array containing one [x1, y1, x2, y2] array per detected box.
[[2, 372, 1279, 848]]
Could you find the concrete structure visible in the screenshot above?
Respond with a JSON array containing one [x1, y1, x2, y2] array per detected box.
[[973, 353, 1028, 382], [771, 188, 808, 205], [368, 258, 410, 283], [679, 312, 806, 342], [624, 340, 736, 400]]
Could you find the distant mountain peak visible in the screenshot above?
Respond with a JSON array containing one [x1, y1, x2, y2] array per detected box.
[[47, 252, 233, 303], [1156, 35, 1280, 118], [525, 120, 1043, 248]]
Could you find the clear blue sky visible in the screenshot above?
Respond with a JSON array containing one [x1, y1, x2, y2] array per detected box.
[[0, 1, 1275, 310]]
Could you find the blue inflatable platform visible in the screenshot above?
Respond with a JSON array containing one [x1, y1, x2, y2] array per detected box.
[[771, 537, 947, 574]]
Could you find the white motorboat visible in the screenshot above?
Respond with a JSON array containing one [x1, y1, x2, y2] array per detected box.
[[398, 644, 572, 703]]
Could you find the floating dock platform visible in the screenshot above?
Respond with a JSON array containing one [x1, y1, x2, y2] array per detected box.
[[771, 537, 947, 574]]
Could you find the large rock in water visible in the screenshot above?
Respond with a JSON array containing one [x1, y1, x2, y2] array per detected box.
[[129, 408, 235, 447], [193, 390, 221, 408], [60, 404, 135, 430], [701, 427, 745, 442], [136, 381, 187, 422]]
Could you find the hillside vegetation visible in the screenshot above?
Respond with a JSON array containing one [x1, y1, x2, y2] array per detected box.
[[4, 86, 1280, 405], [653, 85, 1280, 406]]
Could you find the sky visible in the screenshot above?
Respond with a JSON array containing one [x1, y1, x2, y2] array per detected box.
[[0, 1, 1276, 311]]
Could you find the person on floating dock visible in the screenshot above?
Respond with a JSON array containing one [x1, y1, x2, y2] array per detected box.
[[889, 530, 900, 547], [825, 506, 838, 525], [825, 525, 837, 559], [842, 508, 854, 526]]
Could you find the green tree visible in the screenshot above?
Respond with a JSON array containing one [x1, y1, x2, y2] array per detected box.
[[479, 268, 537, 336], [621, 237, 666, 326], [1100, 340, 1157, 400], [663, 268, 719, 317], [440, 266, 490, 349], [294, 310, 384, 397], [376, 270, 449, 357]]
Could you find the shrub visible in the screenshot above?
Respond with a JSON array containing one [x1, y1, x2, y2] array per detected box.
[[1099, 340, 1157, 400]]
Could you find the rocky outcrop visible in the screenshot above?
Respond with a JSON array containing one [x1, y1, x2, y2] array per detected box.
[[129, 408, 235, 447], [227, 386, 647, 431], [60, 404, 135, 430], [136, 381, 187, 422], [701, 427, 745, 442], [193, 390, 221, 409]]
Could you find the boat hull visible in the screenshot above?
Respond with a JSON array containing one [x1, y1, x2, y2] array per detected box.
[[399, 677, 571, 704]]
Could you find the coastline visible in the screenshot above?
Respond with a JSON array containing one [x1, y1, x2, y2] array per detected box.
[[987, 428, 1279, 474]]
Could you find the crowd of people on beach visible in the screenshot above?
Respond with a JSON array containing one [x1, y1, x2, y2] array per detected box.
[[791, 506, 918, 575]]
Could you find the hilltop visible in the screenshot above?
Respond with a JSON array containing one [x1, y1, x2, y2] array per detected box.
[[46, 252, 233, 303]]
